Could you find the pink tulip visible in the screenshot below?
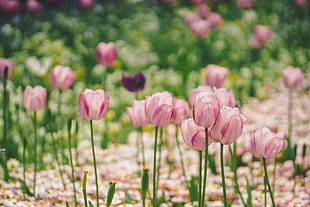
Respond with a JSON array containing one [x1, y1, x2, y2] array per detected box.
[[236, 0, 255, 9], [23, 86, 47, 112], [192, 91, 220, 128], [189, 85, 213, 106], [50, 65, 75, 90], [207, 13, 223, 29], [181, 118, 212, 151], [145, 91, 174, 127], [127, 100, 150, 127], [250, 127, 286, 159], [96, 42, 117, 67], [170, 98, 190, 125], [0, 58, 13, 79], [26, 0, 41, 16], [294, 0, 307, 7], [189, 19, 211, 38], [205, 64, 228, 88], [210, 106, 245, 145], [78, 89, 110, 120], [78, 0, 95, 10], [185, 13, 201, 25], [249, 25, 272, 49], [197, 4, 211, 19], [282, 66, 305, 90], [214, 88, 236, 108], [5, 0, 21, 15]]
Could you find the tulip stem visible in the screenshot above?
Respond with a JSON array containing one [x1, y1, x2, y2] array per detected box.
[[152, 127, 159, 207], [263, 158, 276, 207], [90, 120, 99, 207], [220, 143, 228, 207], [201, 128, 209, 207], [175, 126, 190, 190], [33, 111, 37, 196], [198, 151, 202, 207], [68, 118, 77, 207], [2, 68, 9, 181]]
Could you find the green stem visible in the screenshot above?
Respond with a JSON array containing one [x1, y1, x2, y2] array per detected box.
[[287, 89, 293, 160], [2, 71, 9, 181], [152, 127, 159, 207], [83, 189, 88, 207], [264, 175, 267, 207], [220, 144, 228, 207], [198, 151, 202, 207], [90, 120, 99, 207], [175, 126, 190, 190], [156, 127, 163, 190], [263, 158, 276, 207], [228, 144, 246, 206], [22, 136, 26, 200], [33, 111, 37, 196], [68, 119, 77, 207], [272, 158, 277, 191], [201, 128, 208, 207], [140, 128, 146, 169]]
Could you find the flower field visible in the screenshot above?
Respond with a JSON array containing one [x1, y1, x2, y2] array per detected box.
[[0, 0, 310, 206]]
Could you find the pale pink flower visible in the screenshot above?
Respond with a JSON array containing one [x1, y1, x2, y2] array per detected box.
[[236, 0, 255, 9], [214, 88, 236, 108], [0, 58, 13, 79], [23, 86, 47, 112], [50, 65, 75, 90], [205, 64, 228, 88], [78, 0, 95, 10], [282, 66, 305, 90], [96, 42, 118, 67], [181, 118, 212, 151], [145, 92, 174, 127], [294, 0, 307, 7], [127, 100, 150, 127], [78, 89, 110, 120], [210, 106, 245, 145], [207, 13, 223, 29], [189, 85, 213, 107], [26, 0, 41, 16], [250, 127, 286, 159], [197, 4, 211, 19], [185, 12, 201, 25], [249, 25, 272, 49], [189, 19, 211, 38], [170, 98, 190, 125]]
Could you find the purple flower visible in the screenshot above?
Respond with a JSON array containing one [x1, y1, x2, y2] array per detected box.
[[121, 72, 146, 92]]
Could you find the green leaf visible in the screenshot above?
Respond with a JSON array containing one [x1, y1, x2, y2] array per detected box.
[[88, 200, 94, 207], [189, 176, 199, 202], [106, 182, 116, 207], [17, 178, 34, 197]]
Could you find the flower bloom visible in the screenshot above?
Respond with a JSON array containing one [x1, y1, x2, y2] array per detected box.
[[189, 85, 213, 106], [26, 0, 41, 16], [78, 0, 95, 10], [250, 127, 286, 159], [145, 91, 174, 127], [282, 66, 305, 90], [96, 42, 117, 67], [127, 100, 150, 127], [214, 88, 236, 108], [207, 13, 223, 29], [121, 72, 146, 92], [249, 25, 272, 49], [181, 118, 212, 151], [205, 64, 228, 88], [192, 92, 220, 128], [78, 89, 110, 120], [210, 106, 245, 145], [0, 58, 13, 79], [170, 98, 190, 125], [50, 65, 75, 90], [189, 19, 211, 38], [23, 86, 47, 112], [294, 0, 307, 7], [236, 0, 255, 9]]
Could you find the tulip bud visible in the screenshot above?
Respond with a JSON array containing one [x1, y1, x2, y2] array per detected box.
[[106, 181, 116, 207], [205, 64, 228, 88], [0, 58, 13, 79], [96, 42, 118, 67], [23, 85, 47, 112], [121, 72, 146, 92], [82, 171, 88, 190], [141, 168, 149, 201], [249, 25, 272, 49], [26, 0, 41, 16], [50, 65, 75, 90]]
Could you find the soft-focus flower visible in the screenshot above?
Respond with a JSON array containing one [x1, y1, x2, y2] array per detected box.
[[197, 4, 211, 19], [189, 19, 211, 38], [207, 13, 223, 29], [78, 0, 95, 10], [50, 65, 75, 90], [249, 25, 272, 49], [0, 58, 13, 79], [78, 89, 110, 120], [236, 0, 255, 9], [4, 0, 20, 15], [282, 66, 305, 90], [185, 13, 201, 25], [145, 91, 173, 127], [23, 85, 47, 112], [214, 88, 236, 108], [170, 98, 190, 125], [210, 106, 245, 145], [127, 100, 150, 127], [205, 64, 228, 88], [193, 91, 220, 128], [26, 0, 41, 16], [181, 118, 211, 151], [189, 85, 213, 106], [250, 127, 286, 159], [96, 42, 118, 67], [294, 0, 307, 7], [121, 72, 146, 92]]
